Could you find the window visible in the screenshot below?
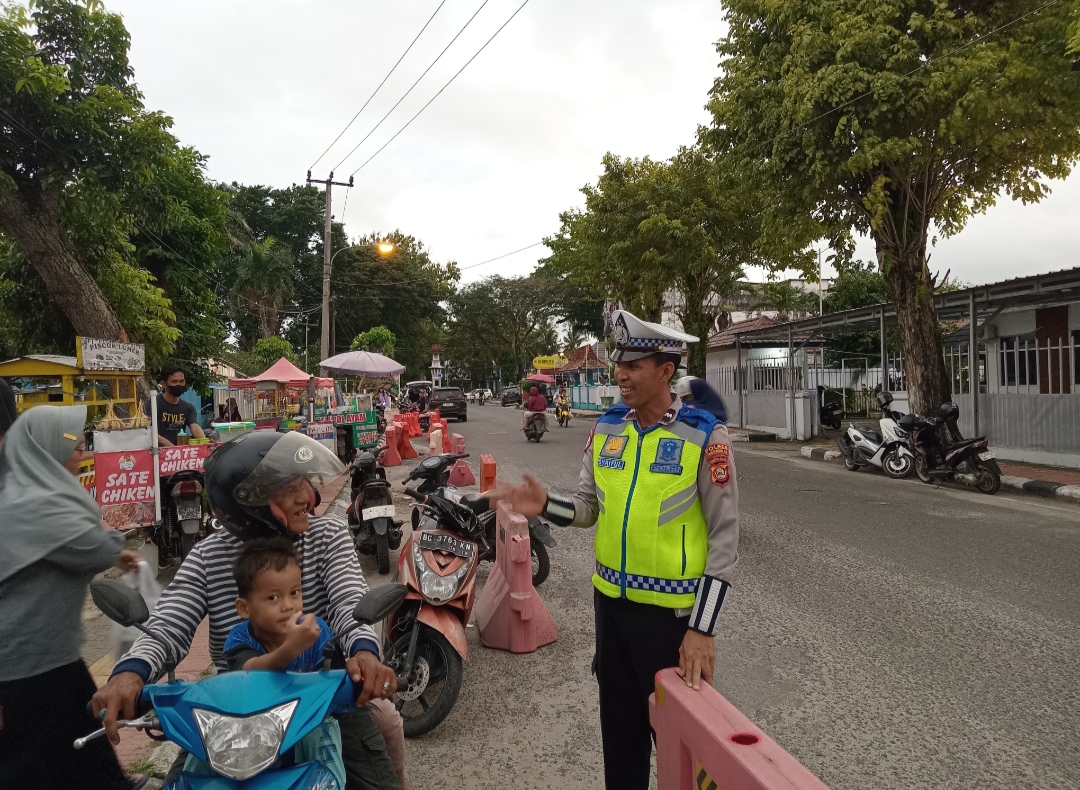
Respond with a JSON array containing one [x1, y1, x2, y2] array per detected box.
[[999, 335, 1038, 388]]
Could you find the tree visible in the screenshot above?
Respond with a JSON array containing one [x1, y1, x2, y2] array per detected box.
[[444, 275, 558, 387], [750, 281, 819, 321], [250, 337, 298, 372], [709, 0, 1080, 414], [545, 146, 813, 375], [350, 325, 396, 358], [229, 238, 294, 341]]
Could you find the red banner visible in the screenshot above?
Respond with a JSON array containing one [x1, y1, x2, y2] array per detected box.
[[95, 450, 157, 530], [158, 444, 215, 476]]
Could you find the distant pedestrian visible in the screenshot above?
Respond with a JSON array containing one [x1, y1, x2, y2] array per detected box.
[[0, 405, 143, 790]]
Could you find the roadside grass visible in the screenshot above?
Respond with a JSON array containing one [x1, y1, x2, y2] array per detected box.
[[127, 757, 163, 779]]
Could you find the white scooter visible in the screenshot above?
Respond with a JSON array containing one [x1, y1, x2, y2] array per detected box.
[[836, 391, 914, 478]]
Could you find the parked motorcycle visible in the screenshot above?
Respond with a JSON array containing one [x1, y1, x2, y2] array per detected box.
[[154, 469, 206, 563], [347, 451, 404, 574], [836, 391, 914, 478], [524, 412, 547, 442], [555, 401, 571, 428], [79, 578, 408, 787], [906, 403, 1001, 494], [381, 487, 488, 736], [817, 385, 843, 431], [404, 453, 555, 586]]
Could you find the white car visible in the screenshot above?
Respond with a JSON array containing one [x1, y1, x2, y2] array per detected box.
[[469, 389, 493, 402]]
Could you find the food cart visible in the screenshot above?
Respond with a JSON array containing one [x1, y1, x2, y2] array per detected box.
[[226, 357, 336, 431], [319, 351, 405, 461]]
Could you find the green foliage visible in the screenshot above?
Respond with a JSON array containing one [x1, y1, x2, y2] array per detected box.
[[251, 337, 298, 371], [350, 325, 396, 357], [821, 259, 893, 361], [709, 0, 1080, 408], [0, 0, 232, 391], [544, 145, 815, 375], [444, 275, 558, 388], [751, 281, 820, 322]]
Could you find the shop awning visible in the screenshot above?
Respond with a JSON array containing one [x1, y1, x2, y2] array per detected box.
[[228, 357, 333, 389]]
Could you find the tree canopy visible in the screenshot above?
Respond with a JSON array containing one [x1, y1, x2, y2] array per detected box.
[[708, 0, 1080, 412]]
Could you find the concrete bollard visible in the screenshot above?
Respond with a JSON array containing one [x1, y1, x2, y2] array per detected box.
[[474, 502, 557, 654], [479, 454, 497, 493], [650, 667, 830, 790], [382, 425, 401, 467]]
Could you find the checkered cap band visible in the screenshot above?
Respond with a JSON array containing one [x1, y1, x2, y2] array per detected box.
[[595, 562, 700, 595], [618, 337, 687, 351]]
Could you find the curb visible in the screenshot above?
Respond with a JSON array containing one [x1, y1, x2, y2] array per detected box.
[[730, 430, 777, 443], [799, 446, 1080, 504]]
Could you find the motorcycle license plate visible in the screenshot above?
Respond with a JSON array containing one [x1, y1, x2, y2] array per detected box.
[[419, 531, 475, 558], [362, 504, 395, 520], [176, 501, 202, 521], [978, 450, 997, 461]]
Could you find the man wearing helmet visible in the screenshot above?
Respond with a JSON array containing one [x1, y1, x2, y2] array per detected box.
[[92, 431, 403, 789]]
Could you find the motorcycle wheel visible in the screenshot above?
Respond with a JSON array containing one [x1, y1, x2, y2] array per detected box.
[[393, 625, 463, 738], [843, 456, 860, 472], [882, 450, 913, 479], [914, 455, 934, 484], [974, 461, 1001, 495], [179, 531, 197, 561], [376, 532, 390, 575], [531, 541, 550, 587]]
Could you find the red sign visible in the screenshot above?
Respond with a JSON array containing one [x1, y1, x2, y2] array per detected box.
[[158, 444, 215, 476], [95, 450, 157, 530]]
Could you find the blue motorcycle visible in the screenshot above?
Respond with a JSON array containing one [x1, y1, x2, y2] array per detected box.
[[78, 580, 407, 789]]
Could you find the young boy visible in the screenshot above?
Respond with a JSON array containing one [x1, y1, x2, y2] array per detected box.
[[183, 538, 346, 786]]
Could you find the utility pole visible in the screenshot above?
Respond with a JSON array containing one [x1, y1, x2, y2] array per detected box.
[[329, 296, 337, 359], [306, 170, 353, 373]]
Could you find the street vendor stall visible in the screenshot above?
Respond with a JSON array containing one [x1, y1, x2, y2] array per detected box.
[[0, 347, 143, 422], [320, 351, 404, 460], [226, 357, 335, 430]]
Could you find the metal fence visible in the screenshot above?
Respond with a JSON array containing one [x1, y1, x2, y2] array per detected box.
[[995, 336, 1077, 395]]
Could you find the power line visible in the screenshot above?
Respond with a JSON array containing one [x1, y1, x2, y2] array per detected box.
[[331, 0, 494, 173], [349, 0, 532, 177], [309, 0, 447, 171]]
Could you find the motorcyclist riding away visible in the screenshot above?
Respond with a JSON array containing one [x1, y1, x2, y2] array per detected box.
[[522, 386, 549, 431]]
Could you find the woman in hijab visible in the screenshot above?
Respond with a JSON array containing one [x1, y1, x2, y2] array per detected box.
[[0, 405, 143, 789], [675, 375, 728, 424]]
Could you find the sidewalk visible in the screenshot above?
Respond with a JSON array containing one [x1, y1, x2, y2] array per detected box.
[[799, 445, 1080, 503]]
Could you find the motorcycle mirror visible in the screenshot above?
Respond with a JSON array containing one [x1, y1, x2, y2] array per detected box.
[[353, 583, 409, 626], [90, 579, 150, 627]]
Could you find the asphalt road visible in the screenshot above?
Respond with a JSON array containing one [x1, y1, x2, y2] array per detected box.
[[377, 403, 1080, 790]]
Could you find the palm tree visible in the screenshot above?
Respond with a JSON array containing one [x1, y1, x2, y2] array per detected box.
[[750, 281, 818, 321], [230, 238, 295, 339]]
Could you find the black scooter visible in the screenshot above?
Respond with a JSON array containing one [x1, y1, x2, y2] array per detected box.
[[347, 451, 404, 573], [904, 402, 1001, 495], [403, 453, 556, 586]]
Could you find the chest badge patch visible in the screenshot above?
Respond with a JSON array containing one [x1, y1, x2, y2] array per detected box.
[[597, 434, 628, 470], [650, 438, 684, 474], [704, 443, 731, 487]]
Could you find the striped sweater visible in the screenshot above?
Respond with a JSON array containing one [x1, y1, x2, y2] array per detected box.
[[112, 516, 379, 681]]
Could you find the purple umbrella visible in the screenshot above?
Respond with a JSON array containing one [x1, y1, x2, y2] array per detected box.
[[319, 351, 405, 378]]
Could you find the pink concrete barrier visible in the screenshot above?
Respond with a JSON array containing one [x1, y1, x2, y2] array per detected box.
[[448, 459, 475, 486], [381, 425, 401, 467], [474, 502, 557, 654], [650, 668, 830, 790], [452, 433, 466, 455]]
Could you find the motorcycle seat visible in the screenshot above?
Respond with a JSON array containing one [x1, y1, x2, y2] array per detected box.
[[861, 429, 883, 444]]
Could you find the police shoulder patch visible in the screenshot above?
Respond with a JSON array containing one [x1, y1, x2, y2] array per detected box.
[[704, 442, 731, 487]]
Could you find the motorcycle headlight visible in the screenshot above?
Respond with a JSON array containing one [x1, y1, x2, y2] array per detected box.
[[414, 543, 474, 603], [193, 700, 298, 780]]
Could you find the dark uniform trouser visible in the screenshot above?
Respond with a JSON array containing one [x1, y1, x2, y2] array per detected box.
[[594, 588, 690, 790], [164, 704, 401, 790]]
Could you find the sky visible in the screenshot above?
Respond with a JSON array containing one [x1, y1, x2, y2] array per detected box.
[[109, 0, 1078, 289]]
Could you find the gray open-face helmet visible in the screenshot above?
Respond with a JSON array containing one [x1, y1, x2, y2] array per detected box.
[[205, 431, 344, 540]]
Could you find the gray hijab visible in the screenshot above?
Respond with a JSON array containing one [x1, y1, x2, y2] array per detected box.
[[0, 405, 102, 584]]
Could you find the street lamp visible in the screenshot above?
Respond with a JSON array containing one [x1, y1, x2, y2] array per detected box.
[[321, 240, 396, 370]]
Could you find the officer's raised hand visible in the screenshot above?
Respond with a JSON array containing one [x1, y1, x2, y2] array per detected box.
[[677, 631, 714, 690], [489, 473, 547, 517]]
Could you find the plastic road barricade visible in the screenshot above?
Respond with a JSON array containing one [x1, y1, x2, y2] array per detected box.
[[479, 454, 497, 493], [474, 502, 557, 654], [452, 433, 466, 455], [398, 423, 418, 460], [429, 428, 443, 456], [448, 458, 475, 487], [650, 667, 830, 790], [381, 425, 401, 467], [439, 419, 453, 453], [407, 413, 422, 437]]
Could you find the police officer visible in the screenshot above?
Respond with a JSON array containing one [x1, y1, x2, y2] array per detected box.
[[494, 310, 739, 790]]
